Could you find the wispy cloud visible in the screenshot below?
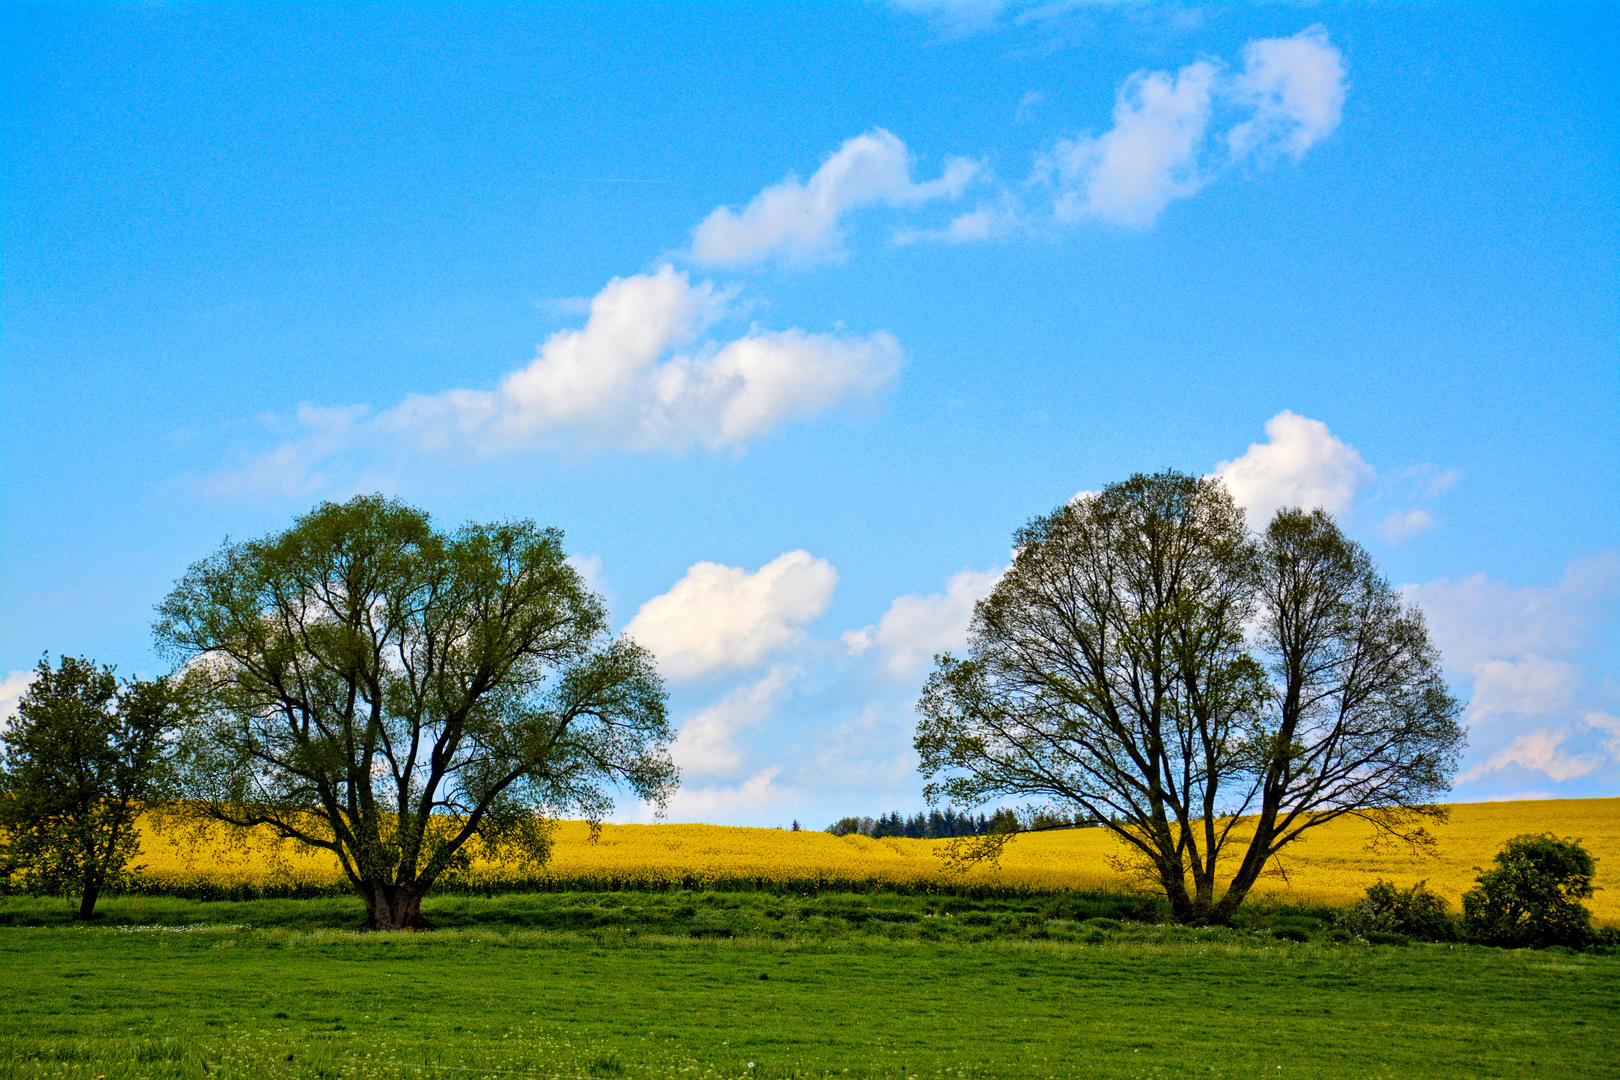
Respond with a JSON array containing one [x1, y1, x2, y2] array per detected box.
[[1039, 27, 1345, 228], [673, 666, 802, 779], [690, 129, 979, 266], [1379, 508, 1436, 544]]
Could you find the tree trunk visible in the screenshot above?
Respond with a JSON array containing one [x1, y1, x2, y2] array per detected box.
[[361, 881, 431, 930], [1211, 822, 1279, 923], [76, 880, 102, 921], [1156, 856, 1197, 922]]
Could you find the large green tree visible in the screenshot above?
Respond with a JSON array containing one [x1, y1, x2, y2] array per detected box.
[[0, 656, 179, 920], [154, 495, 675, 929], [916, 472, 1464, 923]]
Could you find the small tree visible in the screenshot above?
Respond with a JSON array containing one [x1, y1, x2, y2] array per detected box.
[[154, 495, 676, 930], [1462, 834, 1595, 949], [916, 472, 1465, 923], [0, 656, 179, 920], [1336, 880, 1455, 941]]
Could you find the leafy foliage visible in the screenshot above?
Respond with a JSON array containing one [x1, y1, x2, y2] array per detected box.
[[152, 495, 675, 929], [1336, 880, 1456, 941], [0, 656, 180, 919], [1462, 833, 1595, 949]]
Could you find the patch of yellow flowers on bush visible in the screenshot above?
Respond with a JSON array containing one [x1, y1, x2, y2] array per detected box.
[[134, 797, 1619, 922]]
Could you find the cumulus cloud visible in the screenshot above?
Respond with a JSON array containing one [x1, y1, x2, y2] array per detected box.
[[1405, 551, 1620, 788], [204, 267, 902, 494], [690, 129, 979, 265], [674, 667, 800, 779], [384, 266, 900, 452], [625, 551, 839, 681], [1211, 411, 1374, 527], [1041, 27, 1345, 228], [843, 566, 1004, 678]]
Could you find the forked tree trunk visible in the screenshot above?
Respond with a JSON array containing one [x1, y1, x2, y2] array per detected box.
[[361, 882, 431, 930], [76, 881, 102, 922], [1155, 856, 1199, 923], [1211, 821, 1279, 923]]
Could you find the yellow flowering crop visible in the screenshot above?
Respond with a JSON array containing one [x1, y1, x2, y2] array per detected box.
[[131, 797, 1619, 922]]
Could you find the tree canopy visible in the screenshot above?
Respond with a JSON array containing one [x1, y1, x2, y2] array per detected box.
[[153, 495, 675, 929], [915, 472, 1465, 923], [0, 656, 179, 920], [1462, 833, 1596, 948]]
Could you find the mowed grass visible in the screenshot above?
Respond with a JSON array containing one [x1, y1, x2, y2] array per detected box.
[[1, 921, 1616, 1080]]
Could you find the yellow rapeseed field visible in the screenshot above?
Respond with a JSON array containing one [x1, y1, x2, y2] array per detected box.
[[133, 797, 1620, 922]]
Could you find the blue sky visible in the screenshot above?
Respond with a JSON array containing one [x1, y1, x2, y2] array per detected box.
[[2, 2, 1616, 826]]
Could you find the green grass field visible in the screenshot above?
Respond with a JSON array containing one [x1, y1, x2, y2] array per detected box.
[[0, 893, 1615, 1079]]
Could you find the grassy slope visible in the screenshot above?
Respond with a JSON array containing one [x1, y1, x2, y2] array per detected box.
[[1, 921, 1616, 1080]]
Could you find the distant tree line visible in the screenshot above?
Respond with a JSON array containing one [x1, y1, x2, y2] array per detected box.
[[826, 808, 1102, 840]]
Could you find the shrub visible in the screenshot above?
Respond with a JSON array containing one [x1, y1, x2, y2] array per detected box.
[[1462, 833, 1595, 949], [1336, 880, 1455, 941]]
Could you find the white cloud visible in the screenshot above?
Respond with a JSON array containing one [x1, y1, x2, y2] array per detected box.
[[844, 567, 1004, 678], [1379, 508, 1435, 544], [690, 129, 979, 265], [1211, 411, 1373, 527], [1227, 27, 1348, 161], [893, 197, 1024, 245], [1405, 551, 1620, 788], [382, 266, 901, 452], [0, 669, 33, 730], [204, 267, 902, 494], [1458, 729, 1597, 785], [674, 667, 800, 779], [1041, 27, 1346, 228], [1047, 60, 1219, 228], [626, 551, 839, 681]]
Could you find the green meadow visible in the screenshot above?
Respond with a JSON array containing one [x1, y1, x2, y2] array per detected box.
[[0, 893, 1615, 1079]]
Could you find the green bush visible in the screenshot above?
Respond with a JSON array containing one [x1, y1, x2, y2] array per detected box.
[[1462, 833, 1596, 949], [1335, 880, 1456, 941]]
